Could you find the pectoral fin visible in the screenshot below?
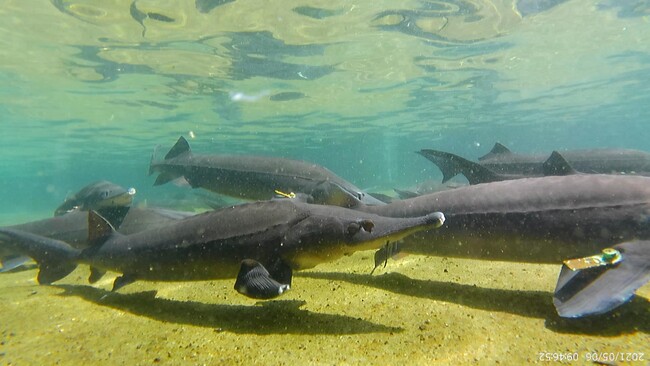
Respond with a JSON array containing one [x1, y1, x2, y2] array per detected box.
[[38, 261, 78, 285], [371, 241, 405, 274], [153, 172, 179, 186], [235, 259, 291, 299], [553, 241, 650, 318], [265, 259, 293, 286], [112, 274, 137, 291], [89, 267, 107, 283], [0, 255, 33, 272]]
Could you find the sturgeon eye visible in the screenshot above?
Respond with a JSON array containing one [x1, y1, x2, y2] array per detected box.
[[100, 191, 110, 199], [347, 219, 374, 235]]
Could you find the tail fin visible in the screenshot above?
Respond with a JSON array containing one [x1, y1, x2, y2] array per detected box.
[[0, 228, 80, 284], [164, 136, 191, 160], [417, 149, 503, 184], [149, 136, 192, 181], [148, 145, 160, 176], [553, 240, 650, 318]]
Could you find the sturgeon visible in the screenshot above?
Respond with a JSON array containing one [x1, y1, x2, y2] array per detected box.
[[54, 180, 136, 216], [361, 174, 650, 262], [357, 174, 650, 317], [149, 136, 386, 207], [419, 142, 650, 184], [0, 200, 444, 299]]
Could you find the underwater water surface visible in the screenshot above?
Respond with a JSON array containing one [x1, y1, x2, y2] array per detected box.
[[1, 0, 649, 364]]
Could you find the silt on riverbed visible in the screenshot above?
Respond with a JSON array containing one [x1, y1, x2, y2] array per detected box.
[[1, 250, 647, 364]]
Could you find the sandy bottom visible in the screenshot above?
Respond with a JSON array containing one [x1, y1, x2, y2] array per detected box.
[[0, 252, 648, 365]]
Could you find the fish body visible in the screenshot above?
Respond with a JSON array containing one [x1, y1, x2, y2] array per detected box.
[[149, 137, 386, 207], [359, 174, 650, 317], [420, 143, 650, 184], [0, 200, 444, 299], [361, 174, 650, 263], [479, 143, 650, 176]]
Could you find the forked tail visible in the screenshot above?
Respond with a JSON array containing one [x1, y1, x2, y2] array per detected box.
[[0, 228, 80, 284], [417, 149, 503, 184], [149, 136, 192, 185]]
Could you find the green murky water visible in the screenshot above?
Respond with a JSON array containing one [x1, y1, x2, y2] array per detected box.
[[1, 1, 649, 364]]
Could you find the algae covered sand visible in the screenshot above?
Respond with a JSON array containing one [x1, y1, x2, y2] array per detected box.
[[1, 251, 648, 365]]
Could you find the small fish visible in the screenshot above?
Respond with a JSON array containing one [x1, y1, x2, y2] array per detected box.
[[54, 181, 135, 216]]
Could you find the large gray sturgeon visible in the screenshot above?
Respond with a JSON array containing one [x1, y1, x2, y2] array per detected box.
[[149, 136, 386, 207], [0, 200, 444, 299], [419, 142, 650, 184], [357, 174, 650, 317], [360, 174, 650, 263]]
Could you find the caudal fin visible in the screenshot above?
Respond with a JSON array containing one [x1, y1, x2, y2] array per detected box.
[[149, 136, 192, 182], [553, 240, 650, 318], [418, 149, 503, 184], [0, 228, 80, 284]]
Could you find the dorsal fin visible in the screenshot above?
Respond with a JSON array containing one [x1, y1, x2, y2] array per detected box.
[[164, 136, 191, 160], [418, 149, 504, 184], [88, 210, 116, 247], [491, 142, 511, 154], [479, 142, 512, 161], [543, 151, 578, 176], [96, 206, 130, 229], [393, 188, 418, 199]]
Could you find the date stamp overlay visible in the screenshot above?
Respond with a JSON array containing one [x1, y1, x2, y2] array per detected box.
[[538, 352, 645, 363]]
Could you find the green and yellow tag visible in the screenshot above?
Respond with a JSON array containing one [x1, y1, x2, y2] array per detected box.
[[563, 248, 623, 271]]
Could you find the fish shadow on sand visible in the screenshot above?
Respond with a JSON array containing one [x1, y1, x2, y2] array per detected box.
[[298, 272, 650, 336], [54, 284, 401, 335]]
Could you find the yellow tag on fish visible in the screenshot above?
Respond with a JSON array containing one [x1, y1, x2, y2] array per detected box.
[[274, 190, 296, 199], [563, 248, 622, 271]]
